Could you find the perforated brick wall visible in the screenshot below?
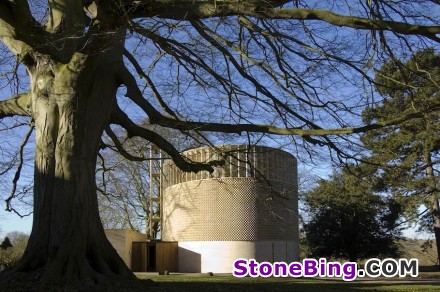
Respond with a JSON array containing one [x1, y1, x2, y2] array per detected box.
[[161, 145, 298, 242]]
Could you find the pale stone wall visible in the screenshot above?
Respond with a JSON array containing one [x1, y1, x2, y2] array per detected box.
[[104, 229, 147, 269], [162, 178, 298, 242]]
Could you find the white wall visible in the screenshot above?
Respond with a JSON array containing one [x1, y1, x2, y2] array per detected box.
[[178, 240, 298, 273]]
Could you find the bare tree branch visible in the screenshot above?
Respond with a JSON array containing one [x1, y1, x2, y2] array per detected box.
[[105, 126, 146, 162], [119, 63, 440, 137], [238, 16, 377, 86], [111, 105, 223, 173], [5, 125, 33, 217], [46, 0, 87, 33], [256, 9, 440, 42], [0, 0, 58, 58], [125, 1, 440, 41], [123, 49, 179, 119], [0, 93, 31, 119]]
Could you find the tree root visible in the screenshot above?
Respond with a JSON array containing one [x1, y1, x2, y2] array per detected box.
[[0, 267, 154, 292]]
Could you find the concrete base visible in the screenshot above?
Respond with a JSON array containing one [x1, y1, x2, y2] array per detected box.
[[178, 240, 298, 273]]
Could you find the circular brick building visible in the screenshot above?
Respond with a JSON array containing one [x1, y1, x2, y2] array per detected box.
[[162, 145, 298, 273]]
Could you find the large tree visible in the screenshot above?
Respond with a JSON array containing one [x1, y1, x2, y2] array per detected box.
[[362, 49, 440, 264], [0, 0, 439, 290], [304, 168, 402, 262]]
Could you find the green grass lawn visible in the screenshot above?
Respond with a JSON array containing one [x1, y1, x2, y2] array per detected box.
[[136, 273, 440, 292]]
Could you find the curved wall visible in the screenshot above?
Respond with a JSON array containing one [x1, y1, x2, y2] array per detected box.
[[162, 178, 297, 241], [178, 241, 298, 273], [162, 145, 298, 273], [163, 145, 297, 186]]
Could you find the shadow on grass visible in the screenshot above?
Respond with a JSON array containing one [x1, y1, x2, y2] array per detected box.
[[138, 276, 440, 292]]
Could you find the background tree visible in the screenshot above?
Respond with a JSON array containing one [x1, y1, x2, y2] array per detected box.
[[304, 167, 402, 262], [97, 126, 204, 237], [362, 49, 440, 264], [0, 237, 12, 250], [0, 232, 29, 272], [0, 0, 439, 290], [97, 154, 153, 232]]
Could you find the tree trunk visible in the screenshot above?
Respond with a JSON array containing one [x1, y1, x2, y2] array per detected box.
[[0, 40, 143, 290], [424, 152, 440, 267], [433, 198, 440, 267]]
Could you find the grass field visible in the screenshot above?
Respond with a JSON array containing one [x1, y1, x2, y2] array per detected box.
[[136, 273, 440, 292]]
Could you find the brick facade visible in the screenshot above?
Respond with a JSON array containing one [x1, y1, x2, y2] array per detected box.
[[162, 145, 298, 243]]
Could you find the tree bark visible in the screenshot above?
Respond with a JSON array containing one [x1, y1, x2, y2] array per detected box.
[[433, 199, 440, 267], [424, 152, 440, 267], [0, 36, 142, 291]]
